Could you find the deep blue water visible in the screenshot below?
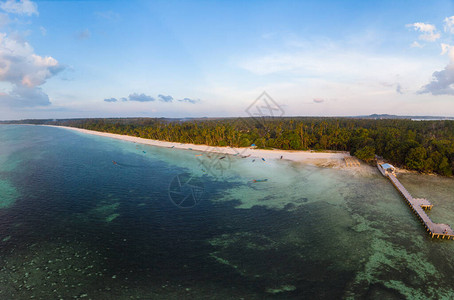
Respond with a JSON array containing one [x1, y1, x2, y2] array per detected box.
[[1, 125, 454, 299]]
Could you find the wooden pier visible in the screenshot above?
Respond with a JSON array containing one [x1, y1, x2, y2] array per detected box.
[[387, 173, 454, 240]]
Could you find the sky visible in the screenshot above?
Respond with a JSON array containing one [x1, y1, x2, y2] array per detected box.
[[0, 0, 454, 120]]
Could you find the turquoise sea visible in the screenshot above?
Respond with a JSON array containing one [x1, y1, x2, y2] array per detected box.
[[1, 124, 454, 299]]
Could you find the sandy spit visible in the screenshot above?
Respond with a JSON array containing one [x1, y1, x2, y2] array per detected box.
[[44, 125, 363, 169]]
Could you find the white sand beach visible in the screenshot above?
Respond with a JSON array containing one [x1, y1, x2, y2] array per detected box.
[[47, 125, 357, 168]]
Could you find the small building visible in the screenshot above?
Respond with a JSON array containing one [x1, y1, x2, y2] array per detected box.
[[378, 163, 396, 177]]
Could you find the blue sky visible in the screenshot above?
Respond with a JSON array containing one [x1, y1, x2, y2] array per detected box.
[[0, 0, 454, 119]]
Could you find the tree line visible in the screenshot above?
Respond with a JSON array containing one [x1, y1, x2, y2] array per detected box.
[[8, 117, 454, 176]]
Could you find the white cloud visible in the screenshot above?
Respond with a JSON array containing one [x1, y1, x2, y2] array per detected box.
[[157, 94, 173, 102], [410, 22, 436, 32], [407, 22, 440, 42], [418, 64, 454, 95], [178, 97, 200, 104], [0, 33, 63, 107], [128, 93, 154, 102], [230, 40, 448, 115], [441, 43, 454, 61], [239, 49, 433, 85], [410, 41, 423, 48], [444, 16, 454, 34], [3, 85, 50, 106], [0, 0, 38, 16], [418, 43, 454, 95]]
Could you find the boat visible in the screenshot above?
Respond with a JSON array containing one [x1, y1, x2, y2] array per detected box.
[[252, 179, 268, 183]]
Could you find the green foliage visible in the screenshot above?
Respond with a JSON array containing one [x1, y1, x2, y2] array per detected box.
[[13, 117, 454, 176], [439, 157, 453, 176], [405, 147, 427, 171], [354, 146, 376, 162]]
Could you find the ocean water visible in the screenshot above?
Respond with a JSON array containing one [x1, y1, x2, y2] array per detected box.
[[0, 125, 454, 299]]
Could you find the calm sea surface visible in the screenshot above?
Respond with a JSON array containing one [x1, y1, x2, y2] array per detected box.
[[1, 125, 454, 299]]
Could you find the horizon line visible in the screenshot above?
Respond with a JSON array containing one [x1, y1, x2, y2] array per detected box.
[[2, 114, 454, 122]]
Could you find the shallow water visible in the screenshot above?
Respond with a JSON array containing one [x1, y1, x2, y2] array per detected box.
[[0, 125, 453, 299]]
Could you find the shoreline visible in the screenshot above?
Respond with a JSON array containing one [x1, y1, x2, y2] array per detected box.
[[44, 125, 354, 167]]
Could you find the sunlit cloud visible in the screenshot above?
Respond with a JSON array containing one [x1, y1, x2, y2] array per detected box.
[[406, 22, 440, 42], [0, 33, 64, 107]]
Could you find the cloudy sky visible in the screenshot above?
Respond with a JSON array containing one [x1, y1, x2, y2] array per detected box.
[[0, 0, 454, 120]]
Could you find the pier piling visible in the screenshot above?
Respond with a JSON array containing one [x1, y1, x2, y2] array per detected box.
[[378, 163, 453, 240]]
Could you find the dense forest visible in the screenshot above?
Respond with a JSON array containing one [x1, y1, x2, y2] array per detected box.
[[5, 117, 454, 176]]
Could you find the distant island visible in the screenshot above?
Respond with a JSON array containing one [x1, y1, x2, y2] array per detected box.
[[1, 116, 453, 176]]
